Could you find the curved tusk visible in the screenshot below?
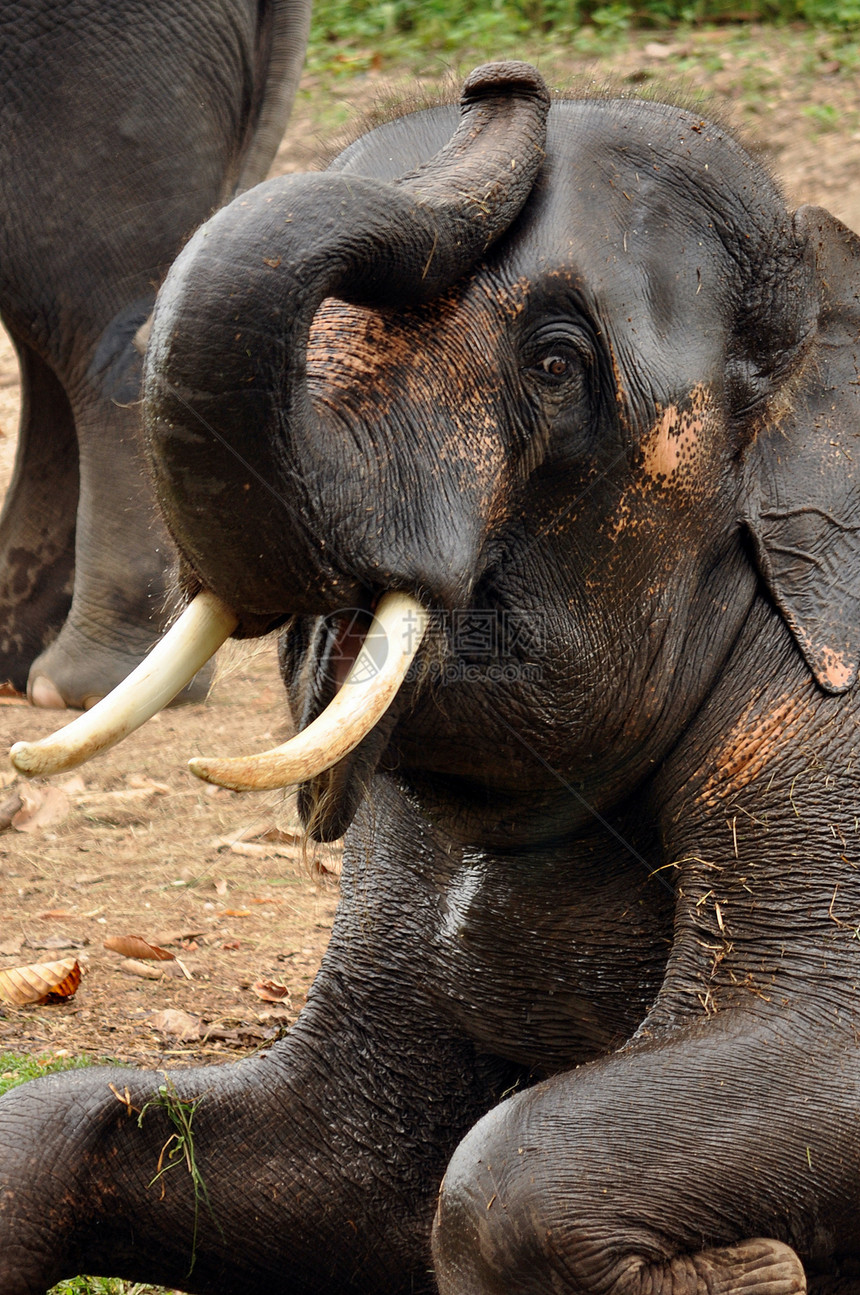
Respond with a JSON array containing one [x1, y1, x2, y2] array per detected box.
[[9, 591, 238, 778], [189, 590, 428, 791]]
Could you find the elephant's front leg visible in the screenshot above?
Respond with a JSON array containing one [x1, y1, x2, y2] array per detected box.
[[433, 1010, 860, 1295], [0, 805, 523, 1294], [0, 1020, 505, 1295]]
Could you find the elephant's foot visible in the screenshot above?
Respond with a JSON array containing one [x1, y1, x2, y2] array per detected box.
[[431, 1013, 857, 1295], [618, 1240, 805, 1295], [27, 619, 211, 710], [435, 1175, 805, 1295]]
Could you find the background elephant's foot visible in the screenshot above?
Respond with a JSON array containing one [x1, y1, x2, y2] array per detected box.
[[27, 615, 212, 710]]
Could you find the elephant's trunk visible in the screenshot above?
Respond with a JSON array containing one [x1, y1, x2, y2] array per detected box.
[[143, 62, 550, 625]]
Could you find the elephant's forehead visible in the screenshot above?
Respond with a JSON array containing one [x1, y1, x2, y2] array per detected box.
[[336, 95, 772, 334], [513, 100, 769, 277], [335, 95, 767, 231]]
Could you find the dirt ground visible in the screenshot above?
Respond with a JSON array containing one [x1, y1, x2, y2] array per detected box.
[[1, 29, 859, 1071]]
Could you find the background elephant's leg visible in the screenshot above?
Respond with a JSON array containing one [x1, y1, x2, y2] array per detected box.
[[0, 337, 78, 693], [433, 1014, 860, 1295], [27, 393, 210, 709]]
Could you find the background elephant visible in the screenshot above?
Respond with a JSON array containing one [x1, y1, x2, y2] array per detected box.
[[4, 56, 860, 1294], [0, 0, 310, 710]]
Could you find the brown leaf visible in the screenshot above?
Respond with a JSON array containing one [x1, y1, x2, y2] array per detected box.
[[0, 958, 81, 1005], [12, 784, 70, 833], [115, 958, 163, 980], [23, 934, 79, 951], [146, 1008, 201, 1040], [0, 789, 22, 831], [251, 978, 292, 1003], [222, 909, 252, 918], [125, 775, 171, 794], [103, 935, 175, 961], [58, 774, 86, 795], [156, 928, 205, 946]]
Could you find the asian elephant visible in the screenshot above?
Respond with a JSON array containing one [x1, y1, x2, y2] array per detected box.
[[3, 57, 860, 1295], [0, 0, 310, 710]]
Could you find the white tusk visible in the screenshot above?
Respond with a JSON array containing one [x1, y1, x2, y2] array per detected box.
[[189, 590, 428, 791], [9, 591, 238, 778]]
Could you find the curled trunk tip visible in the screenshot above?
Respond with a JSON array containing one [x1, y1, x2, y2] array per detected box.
[[461, 61, 551, 110]]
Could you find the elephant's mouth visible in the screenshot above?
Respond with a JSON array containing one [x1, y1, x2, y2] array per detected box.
[[8, 590, 429, 839], [289, 601, 420, 840]]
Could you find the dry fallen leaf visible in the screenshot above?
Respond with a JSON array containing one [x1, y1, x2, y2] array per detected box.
[[156, 928, 205, 946], [212, 821, 301, 858], [147, 1008, 201, 1040], [115, 958, 164, 981], [23, 935, 79, 952], [0, 789, 22, 831], [251, 978, 292, 1003], [0, 958, 81, 1005], [103, 935, 175, 961], [125, 775, 172, 794], [11, 784, 70, 833]]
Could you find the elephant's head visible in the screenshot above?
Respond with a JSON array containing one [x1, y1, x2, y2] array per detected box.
[[13, 63, 860, 846]]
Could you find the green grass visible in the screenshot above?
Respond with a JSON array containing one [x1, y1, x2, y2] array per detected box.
[[0, 1051, 97, 1095], [306, 0, 860, 77]]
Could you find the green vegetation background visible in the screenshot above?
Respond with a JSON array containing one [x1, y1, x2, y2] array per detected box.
[[310, 0, 860, 67]]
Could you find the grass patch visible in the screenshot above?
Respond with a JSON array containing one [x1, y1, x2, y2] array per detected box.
[[0, 1051, 96, 1096], [137, 1079, 218, 1278], [49, 1280, 176, 1294]]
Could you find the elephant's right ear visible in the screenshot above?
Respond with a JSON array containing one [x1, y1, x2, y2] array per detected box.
[[742, 205, 860, 694]]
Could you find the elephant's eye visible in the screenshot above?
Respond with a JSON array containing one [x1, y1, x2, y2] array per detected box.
[[527, 342, 587, 391], [540, 355, 571, 379]]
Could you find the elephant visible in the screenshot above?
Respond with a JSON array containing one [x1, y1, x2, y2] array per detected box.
[[3, 54, 860, 1295], [0, 0, 310, 710]]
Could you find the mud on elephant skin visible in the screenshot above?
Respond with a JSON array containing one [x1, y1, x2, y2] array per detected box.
[[5, 58, 860, 1295], [0, 0, 310, 710]]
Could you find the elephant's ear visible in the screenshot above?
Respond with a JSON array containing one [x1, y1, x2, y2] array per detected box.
[[742, 205, 860, 695]]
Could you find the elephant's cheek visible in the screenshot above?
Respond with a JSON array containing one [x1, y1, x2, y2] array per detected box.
[[604, 386, 734, 572], [639, 385, 717, 490]]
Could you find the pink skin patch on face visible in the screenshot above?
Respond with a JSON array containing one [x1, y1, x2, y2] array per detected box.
[[640, 385, 713, 491]]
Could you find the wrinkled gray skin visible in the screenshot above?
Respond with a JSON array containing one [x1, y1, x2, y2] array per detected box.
[[0, 0, 310, 709], [4, 60, 860, 1295]]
